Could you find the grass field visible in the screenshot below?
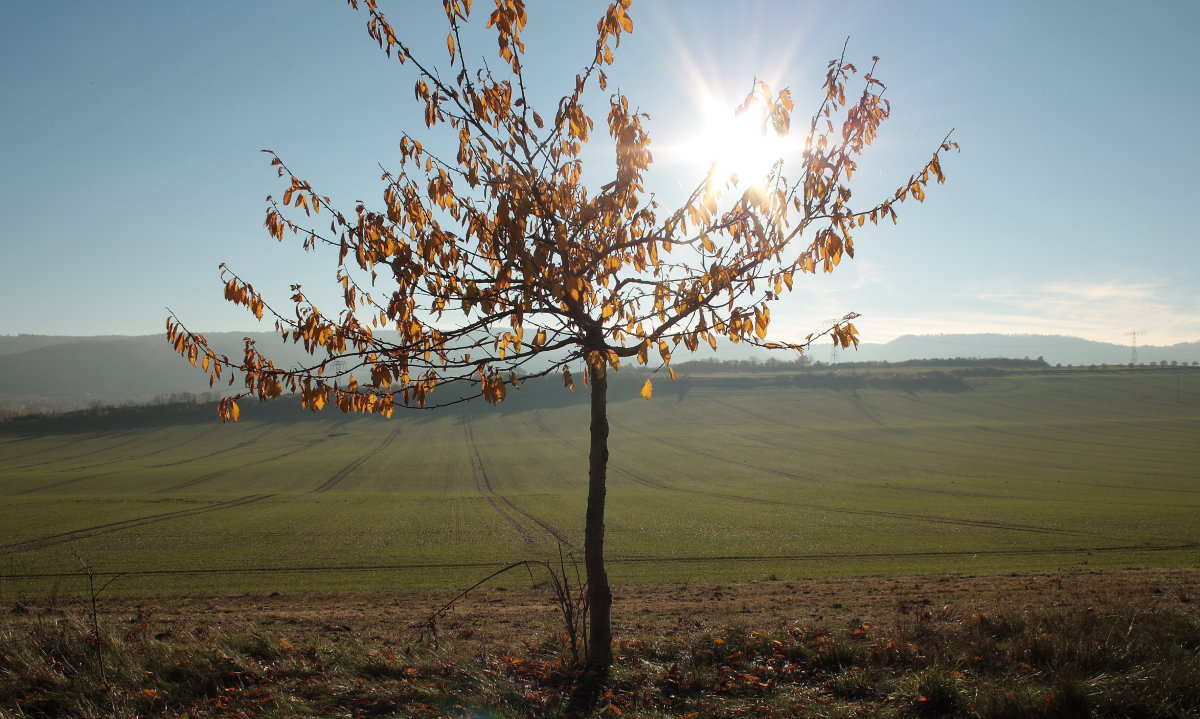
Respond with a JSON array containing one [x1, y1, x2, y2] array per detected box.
[[2, 366, 1198, 595]]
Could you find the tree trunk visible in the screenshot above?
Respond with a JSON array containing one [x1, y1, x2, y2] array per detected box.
[[571, 357, 613, 713]]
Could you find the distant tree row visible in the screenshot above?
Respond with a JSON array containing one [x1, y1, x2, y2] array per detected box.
[[1, 394, 220, 429], [689, 369, 973, 392], [674, 355, 1051, 373], [1054, 362, 1200, 369], [151, 391, 220, 405]]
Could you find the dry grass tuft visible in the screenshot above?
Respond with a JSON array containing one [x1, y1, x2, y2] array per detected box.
[[2, 569, 1197, 717]]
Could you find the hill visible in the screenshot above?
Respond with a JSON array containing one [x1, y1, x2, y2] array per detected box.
[[0, 332, 315, 412], [851, 333, 1200, 367], [1, 331, 1197, 412]]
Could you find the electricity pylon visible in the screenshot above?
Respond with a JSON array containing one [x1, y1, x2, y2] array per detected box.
[[824, 318, 843, 363], [1123, 330, 1144, 365]]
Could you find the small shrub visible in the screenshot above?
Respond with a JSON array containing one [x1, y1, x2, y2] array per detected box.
[[892, 668, 968, 718], [1091, 658, 1200, 719], [1042, 674, 1092, 718], [972, 611, 1025, 641], [826, 665, 890, 700], [971, 682, 1045, 719]]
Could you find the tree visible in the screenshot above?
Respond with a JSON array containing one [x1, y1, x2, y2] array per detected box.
[[167, 0, 955, 707]]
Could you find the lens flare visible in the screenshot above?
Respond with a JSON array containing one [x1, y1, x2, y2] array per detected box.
[[684, 94, 799, 190]]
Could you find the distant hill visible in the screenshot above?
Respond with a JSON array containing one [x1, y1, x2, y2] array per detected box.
[[0, 332, 315, 412], [705, 333, 1199, 368], [1, 331, 1196, 412], [850, 334, 1200, 367], [0, 334, 136, 357]]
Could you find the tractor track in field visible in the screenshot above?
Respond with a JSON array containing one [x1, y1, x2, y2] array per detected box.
[[157, 468, 239, 494], [720, 393, 1189, 486], [533, 413, 1090, 538], [9, 470, 125, 495], [5, 542, 1196, 581], [464, 423, 533, 544], [5, 430, 147, 469], [0, 435, 50, 452], [150, 426, 275, 468], [159, 438, 328, 494], [6, 427, 225, 484], [706, 397, 1003, 491], [20, 425, 228, 475], [709, 397, 1199, 498], [633, 426, 819, 483], [0, 494, 277, 555], [842, 417, 1196, 486], [595, 415, 1096, 538], [463, 421, 569, 545], [84, 439, 209, 472], [901, 390, 1200, 459], [7, 426, 273, 487], [531, 411, 788, 504], [311, 425, 402, 494]]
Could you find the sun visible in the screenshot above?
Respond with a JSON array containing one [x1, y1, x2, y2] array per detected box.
[[684, 94, 799, 189]]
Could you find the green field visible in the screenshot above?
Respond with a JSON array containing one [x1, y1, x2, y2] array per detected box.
[[2, 367, 1198, 594]]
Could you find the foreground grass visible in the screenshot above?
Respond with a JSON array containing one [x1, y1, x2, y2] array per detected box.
[[3, 575, 1198, 718]]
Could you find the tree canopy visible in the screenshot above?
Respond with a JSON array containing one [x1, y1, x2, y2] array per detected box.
[[167, 0, 955, 700], [167, 0, 955, 421]]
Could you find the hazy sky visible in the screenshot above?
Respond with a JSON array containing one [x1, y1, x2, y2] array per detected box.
[[2, 1, 1197, 347]]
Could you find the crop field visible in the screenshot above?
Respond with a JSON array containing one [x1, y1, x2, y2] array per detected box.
[[1, 368, 1198, 595]]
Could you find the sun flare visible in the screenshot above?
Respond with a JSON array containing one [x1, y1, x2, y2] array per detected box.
[[685, 95, 799, 188]]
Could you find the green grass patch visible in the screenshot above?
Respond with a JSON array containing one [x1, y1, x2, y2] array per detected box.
[[2, 369, 1198, 595]]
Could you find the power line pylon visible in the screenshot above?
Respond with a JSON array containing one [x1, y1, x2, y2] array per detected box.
[[1123, 330, 1144, 365], [823, 318, 843, 363]]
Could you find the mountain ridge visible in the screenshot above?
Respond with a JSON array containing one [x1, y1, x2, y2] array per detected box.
[[2, 331, 1196, 412]]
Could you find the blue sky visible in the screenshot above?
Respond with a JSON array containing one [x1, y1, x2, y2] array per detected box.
[[2, 1, 1197, 347]]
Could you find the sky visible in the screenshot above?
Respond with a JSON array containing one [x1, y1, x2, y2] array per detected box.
[[2, 0, 1198, 348]]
